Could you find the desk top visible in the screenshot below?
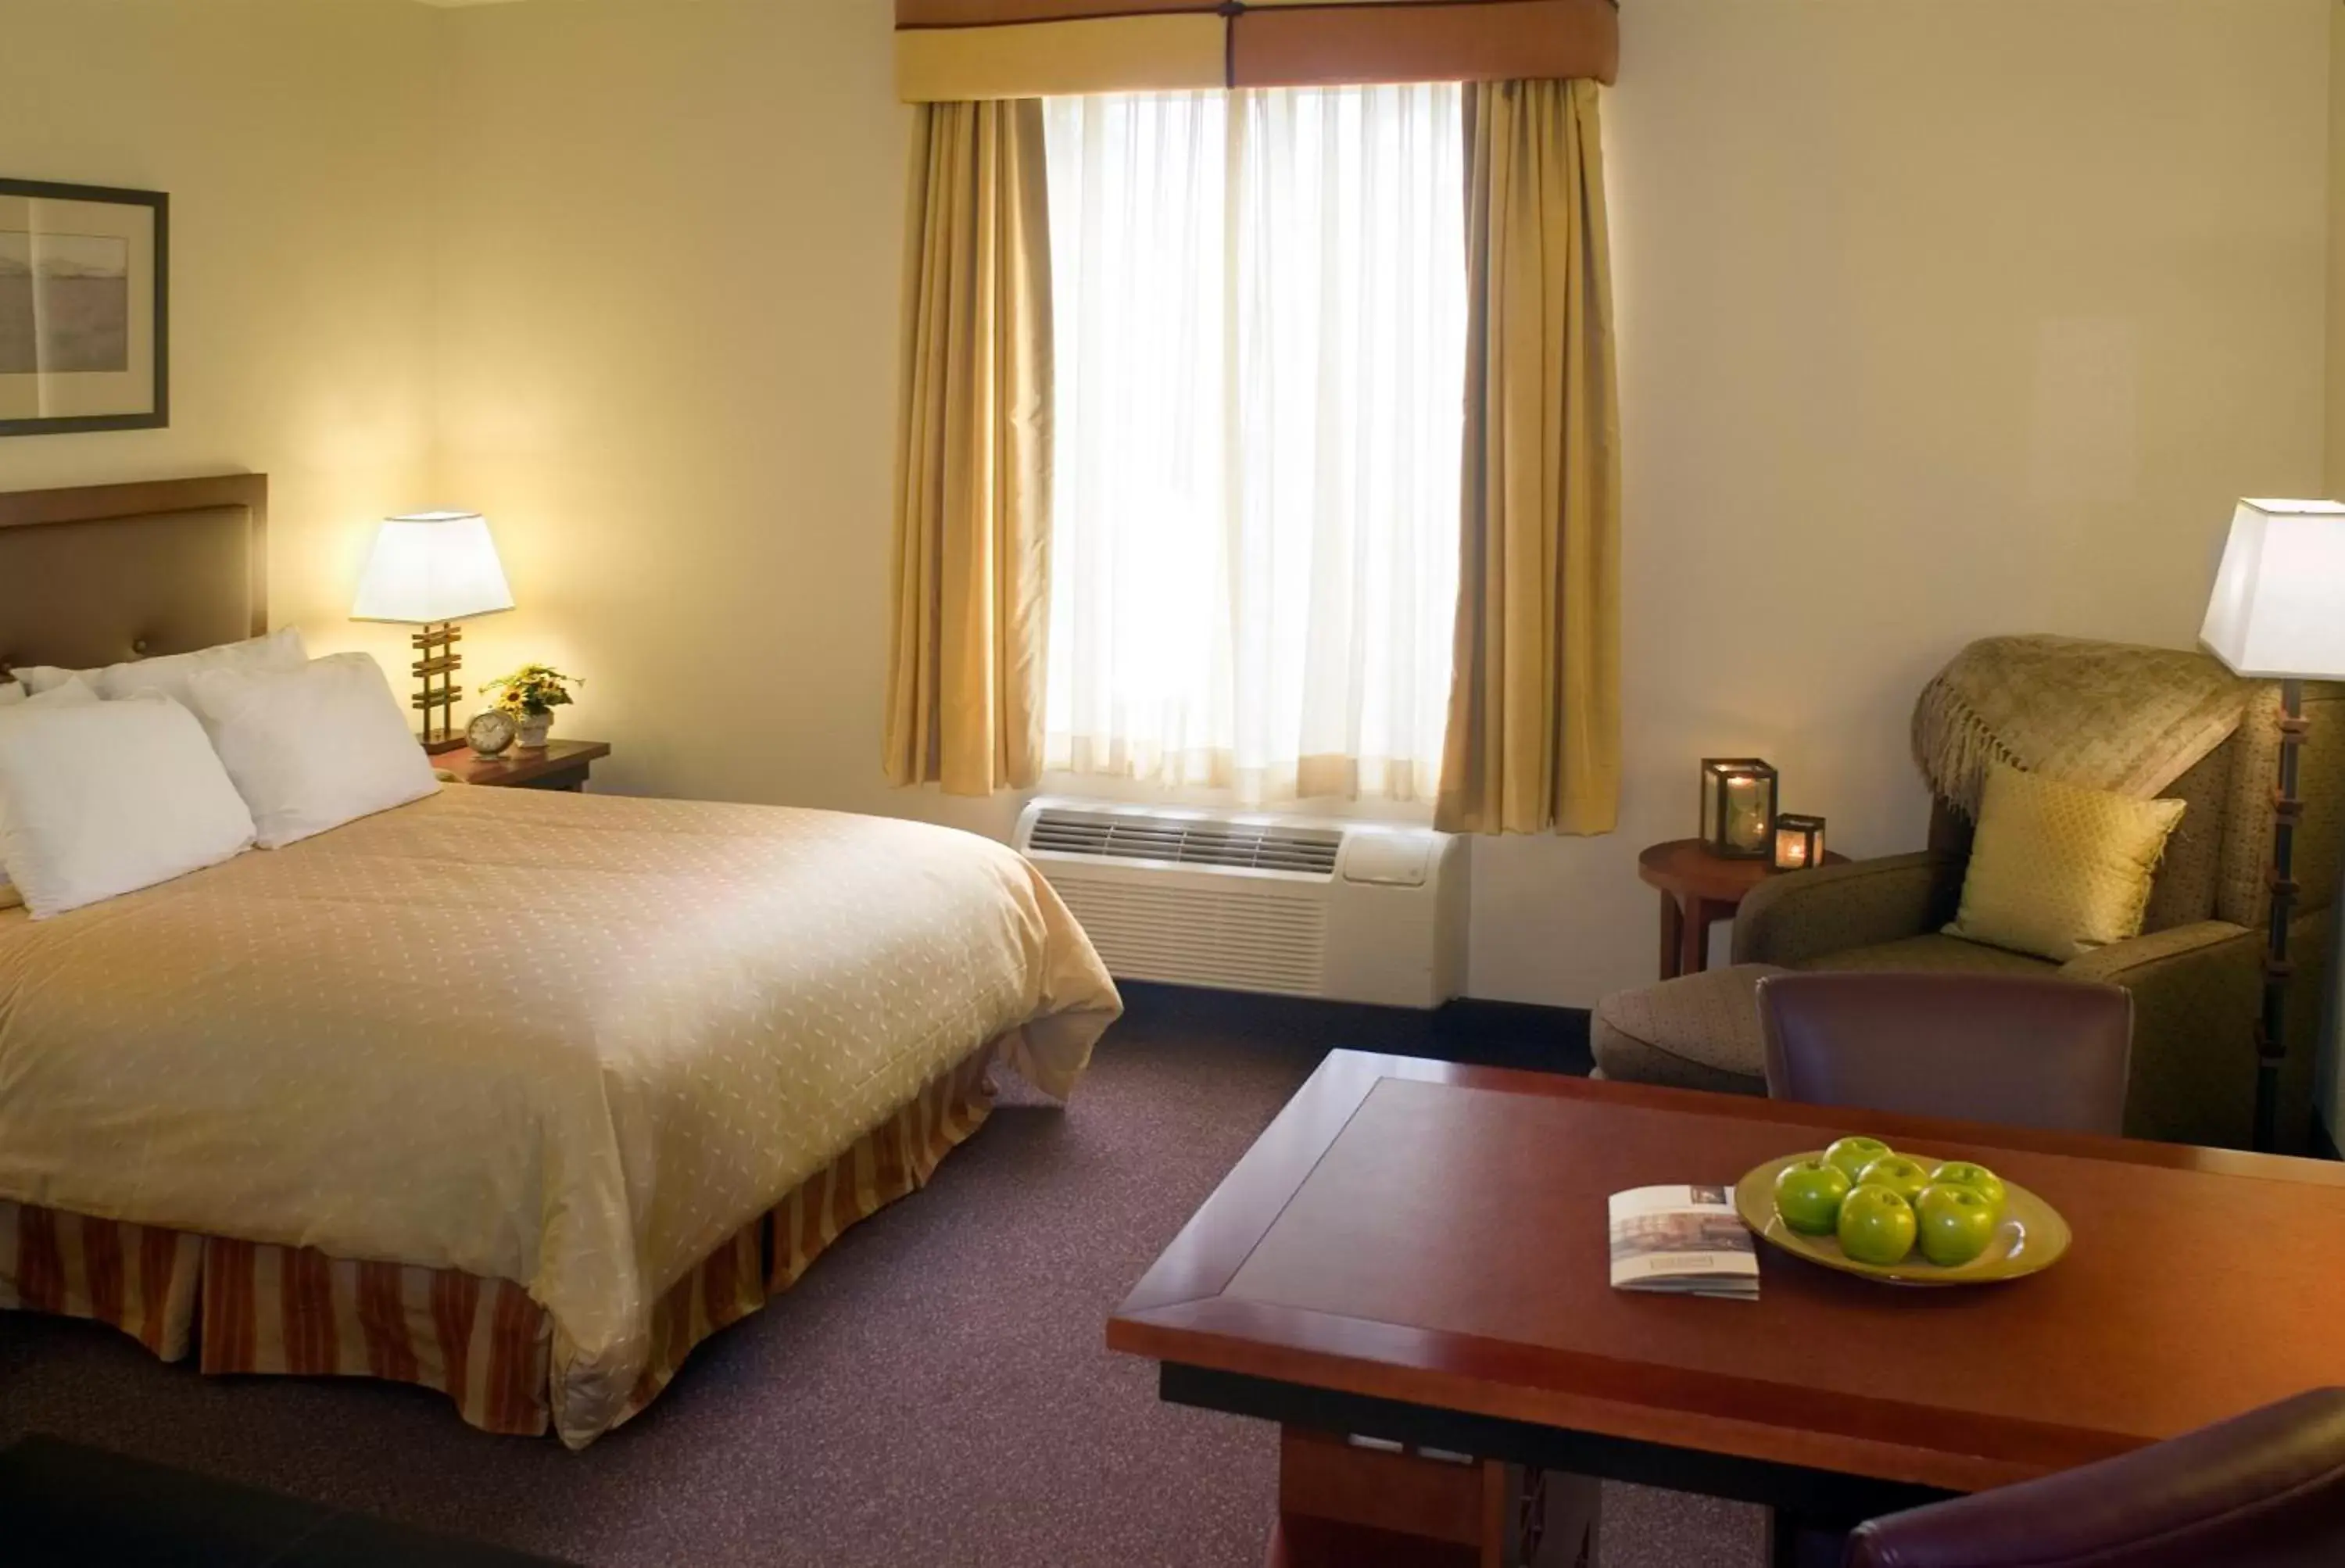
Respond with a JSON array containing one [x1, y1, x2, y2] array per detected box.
[[1108, 1051, 2345, 1495]]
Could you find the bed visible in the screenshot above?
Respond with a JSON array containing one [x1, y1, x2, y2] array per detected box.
[[0, 475, 1122, 1447]]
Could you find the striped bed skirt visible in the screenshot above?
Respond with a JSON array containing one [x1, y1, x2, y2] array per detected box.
[[0, 1044, 999, 1440]]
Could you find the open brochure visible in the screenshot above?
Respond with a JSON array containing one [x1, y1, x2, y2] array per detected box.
[[1608, 1185, 1760, 1300]]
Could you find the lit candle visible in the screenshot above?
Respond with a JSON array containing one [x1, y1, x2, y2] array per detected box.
[[1772, 814, 1828, 872], [1700, 757, 1780, 860], [1724, 775, 1767, 854]]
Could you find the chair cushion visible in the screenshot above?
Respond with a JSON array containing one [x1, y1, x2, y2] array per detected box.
[[1944, 764, 2184, 962], [1591, 965, 1784, 1095], [1788, 933, 2060, 977]]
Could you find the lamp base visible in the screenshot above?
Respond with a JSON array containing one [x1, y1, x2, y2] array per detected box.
[[409, 620, 467, 754]]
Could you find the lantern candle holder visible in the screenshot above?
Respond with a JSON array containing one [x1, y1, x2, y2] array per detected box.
[[1772, 814, 1828, 872], [1699, 758, 1779, 859]]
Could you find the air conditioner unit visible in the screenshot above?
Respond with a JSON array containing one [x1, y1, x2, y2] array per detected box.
[[1014, 797, 1468, 1009]]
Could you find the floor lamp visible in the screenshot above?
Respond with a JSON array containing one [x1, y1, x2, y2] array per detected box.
[[2199, 498, 2345, 1153]]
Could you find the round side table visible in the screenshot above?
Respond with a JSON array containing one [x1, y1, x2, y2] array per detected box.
[[1637, 838, 1849, 980]]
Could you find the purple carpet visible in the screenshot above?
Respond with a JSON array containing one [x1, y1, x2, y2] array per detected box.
[[0, 999, 1760, 1566]]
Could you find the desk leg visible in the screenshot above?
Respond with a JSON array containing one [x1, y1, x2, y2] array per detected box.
[[1659, 893, 1688, 981]]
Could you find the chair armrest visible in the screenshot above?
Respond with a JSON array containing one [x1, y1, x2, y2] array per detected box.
[[2061, 919, 2261, 1147], [2059, 920, 2254, 984], [1730, 851, 1960, 968]]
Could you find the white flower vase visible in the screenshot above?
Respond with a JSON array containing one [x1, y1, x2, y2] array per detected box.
[[517, 713, 553, 750]]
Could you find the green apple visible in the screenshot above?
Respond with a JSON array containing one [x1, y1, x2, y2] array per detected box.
[[1773, 1158, 1853, 1236], [1928, 1162, 2007, 1219], [1855, 1154, 1932, 1205], [1822, 1136, 1892, 1183], [1836, 1185, 1917, 1265], [1915, 1183, 2000, 1267]]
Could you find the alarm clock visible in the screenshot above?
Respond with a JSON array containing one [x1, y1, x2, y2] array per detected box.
[[467, 709, 520, 759]]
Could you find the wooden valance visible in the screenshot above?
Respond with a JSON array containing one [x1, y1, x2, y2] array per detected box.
[[895, 0, 1620, 102]]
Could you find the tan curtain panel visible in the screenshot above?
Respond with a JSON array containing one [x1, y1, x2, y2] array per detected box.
[[1437, 79, 1621, 837], [895, 0, 1620, 101], [884, 99, 1053, 796]]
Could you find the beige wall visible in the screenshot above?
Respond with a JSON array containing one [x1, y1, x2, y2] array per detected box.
[[3, 0, 2330, 1011], [424, 0, 977, 821], [2325, 2, 2345, 1136], [1473, 0, 2328, 1003], [0, 0, 442, 645], [2332, 3, 2345, 496], [437, 0, 2325, 1004]]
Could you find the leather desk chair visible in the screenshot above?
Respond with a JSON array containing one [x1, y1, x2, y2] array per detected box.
[[1846, 1387, 2345, 1567], [1757, 972, 2133, 1137]]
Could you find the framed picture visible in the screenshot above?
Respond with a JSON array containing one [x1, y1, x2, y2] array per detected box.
[[0, 177, 168, 437]]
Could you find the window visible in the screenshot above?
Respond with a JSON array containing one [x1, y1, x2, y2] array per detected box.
[[1042, 85, 1469, 807]]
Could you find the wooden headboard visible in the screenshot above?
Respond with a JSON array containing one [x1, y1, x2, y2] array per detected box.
[[0, 474, 268, 675]]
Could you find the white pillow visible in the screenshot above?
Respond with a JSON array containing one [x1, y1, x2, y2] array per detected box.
[[17, 628, 308, 703], [96, 626, 310, 706], [184, 653, 439, 850], [14, 667, 88, 696], [0, 693, 257, 918], [0, 678, 104, 911], [0, 676, 101, 722], [1, 675, 101, 714]]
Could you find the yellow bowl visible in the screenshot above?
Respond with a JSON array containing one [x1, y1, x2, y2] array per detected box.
[[1735, 1151, 2071, 1287]]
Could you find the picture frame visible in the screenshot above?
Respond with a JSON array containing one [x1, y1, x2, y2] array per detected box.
[[0, 177, 169, 437]]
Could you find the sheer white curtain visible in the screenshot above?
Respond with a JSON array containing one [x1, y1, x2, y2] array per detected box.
[[1042, 84, 1467, 805]]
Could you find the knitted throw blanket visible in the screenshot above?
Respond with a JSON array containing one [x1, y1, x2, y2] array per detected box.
[[1910, 635, 2247, 817]]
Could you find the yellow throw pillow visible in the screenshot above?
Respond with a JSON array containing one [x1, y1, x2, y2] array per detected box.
[[1945, 764, 2186, 963]]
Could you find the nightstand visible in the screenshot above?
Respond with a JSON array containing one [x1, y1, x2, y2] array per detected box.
[[1637, 836, 1849, 980], [435, 739, 610, 793]]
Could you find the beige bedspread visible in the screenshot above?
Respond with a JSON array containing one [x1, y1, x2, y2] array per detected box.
[[0, 786, 1119, 1444]]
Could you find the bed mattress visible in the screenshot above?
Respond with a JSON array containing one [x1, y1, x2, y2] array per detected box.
[[0, 785, 1119, 1442]]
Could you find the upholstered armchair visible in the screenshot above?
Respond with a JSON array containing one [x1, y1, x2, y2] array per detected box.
[[1594, 642, 2345, 1151]]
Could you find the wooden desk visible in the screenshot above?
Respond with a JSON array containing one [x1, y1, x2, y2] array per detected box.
[[1110, 1051, 2345, 1549]]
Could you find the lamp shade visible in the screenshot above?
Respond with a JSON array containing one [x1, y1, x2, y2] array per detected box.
[[351, 511, 515, 625], [2199, 499, 2345, 680]]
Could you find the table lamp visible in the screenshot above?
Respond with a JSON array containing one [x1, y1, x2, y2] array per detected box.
[[351, 510, 514, 753], [2199, 498, 2345, 1151]]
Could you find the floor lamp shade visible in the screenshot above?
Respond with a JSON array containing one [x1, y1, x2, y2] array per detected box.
[[2199, 498, 2345, 1153], [2200, 499, 2345, 682], [351, 511, 515, 625]]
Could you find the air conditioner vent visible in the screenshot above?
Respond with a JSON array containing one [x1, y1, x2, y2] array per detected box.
[[1014, 797, 1465, 1008], [1026, 808, 1342, 879], [1047, 879, 1329, 997]]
